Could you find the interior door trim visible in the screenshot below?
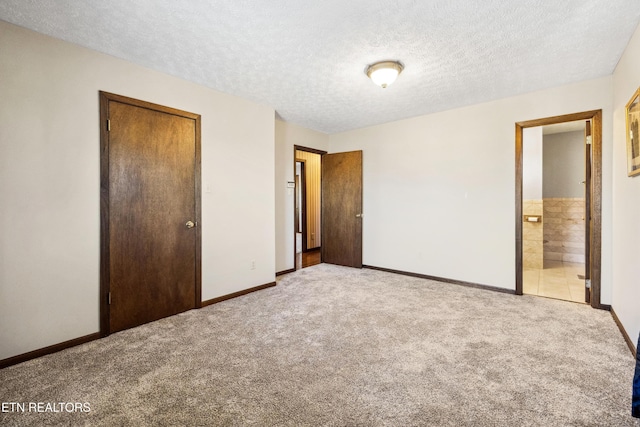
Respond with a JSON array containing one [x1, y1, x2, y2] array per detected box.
[[99, 91, 202, 337], [515, 110, 602, 308]]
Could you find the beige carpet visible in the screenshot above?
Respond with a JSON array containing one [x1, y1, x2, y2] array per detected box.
[[1, 264, 638, 426]]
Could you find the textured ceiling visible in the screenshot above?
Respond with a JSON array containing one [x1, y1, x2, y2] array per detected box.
[[1, 1, 639, 134]]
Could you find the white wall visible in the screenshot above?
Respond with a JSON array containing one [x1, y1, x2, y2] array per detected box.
[[523, 127, 543, 200], [328, 77, 613, 294], [0, 21, 275, 360], [612, 22, 640, 349], [275, 120, 329, 273]]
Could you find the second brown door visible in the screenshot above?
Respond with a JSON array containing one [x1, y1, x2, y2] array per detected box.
[[321, 150, 363, 268]]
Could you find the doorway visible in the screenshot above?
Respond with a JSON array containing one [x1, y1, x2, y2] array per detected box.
[[522, 120, 588, 303], [100, 92, 202, 335], [294, 145, 325, 270], [515, 110, 603, 309], [295, 159, 307, 254]]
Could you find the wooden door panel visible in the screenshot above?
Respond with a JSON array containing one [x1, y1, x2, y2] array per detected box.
[[584, 120, 592, 304], [106, 98, 198, 333], [322, 151, 363, 268]]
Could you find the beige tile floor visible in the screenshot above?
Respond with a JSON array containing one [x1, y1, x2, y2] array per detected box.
[[523, 261, 586, 303]]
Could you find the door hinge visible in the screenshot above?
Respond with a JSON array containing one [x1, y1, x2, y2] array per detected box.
[[586, 135, 592, 145], [107, 119, 111, 131], [585, 279, 591, 289], [108, 292, 112, 305]]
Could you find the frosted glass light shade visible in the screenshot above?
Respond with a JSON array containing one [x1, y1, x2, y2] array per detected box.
[[366, 61, 404, 88]]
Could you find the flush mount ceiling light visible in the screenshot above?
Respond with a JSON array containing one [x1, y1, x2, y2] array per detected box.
[[365, 60, 404, 88]]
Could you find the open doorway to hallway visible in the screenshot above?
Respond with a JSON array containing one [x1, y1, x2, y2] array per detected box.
[[294, 146, 325, 270]]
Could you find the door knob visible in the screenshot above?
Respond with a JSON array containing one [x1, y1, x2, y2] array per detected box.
[[185, 221, 196, 229], [355, 213, 363, 218]]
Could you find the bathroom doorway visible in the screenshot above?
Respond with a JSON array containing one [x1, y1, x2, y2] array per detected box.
[[522, 120, 587, 303], [515, 110, 604, 309]]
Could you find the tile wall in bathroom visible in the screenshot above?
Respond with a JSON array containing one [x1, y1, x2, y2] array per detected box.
[[542, 198, 585, 264], [523, 199, 543, 269]]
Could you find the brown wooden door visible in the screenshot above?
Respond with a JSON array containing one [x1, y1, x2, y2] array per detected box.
[[100, 92, 201, 334], [321, 150, 363, 268], [584, 120, 592, 304]]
